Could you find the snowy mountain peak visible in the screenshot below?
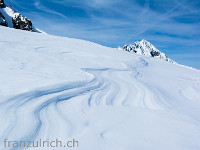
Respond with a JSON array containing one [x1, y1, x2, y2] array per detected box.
[[119, 40, 175, 63], [0, 0, 38, 32]]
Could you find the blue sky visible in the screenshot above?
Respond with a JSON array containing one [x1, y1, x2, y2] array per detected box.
[[8, 0, 200, 69]]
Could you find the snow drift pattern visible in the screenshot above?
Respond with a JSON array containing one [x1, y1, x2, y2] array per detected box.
[[0, 26, 200, 150]]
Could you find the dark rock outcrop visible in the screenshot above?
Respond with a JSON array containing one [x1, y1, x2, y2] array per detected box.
[[0, 0, 5, 8], [0, 12, 7, 26], [12, 14, 34, 31], [0, 0, 38, 32]]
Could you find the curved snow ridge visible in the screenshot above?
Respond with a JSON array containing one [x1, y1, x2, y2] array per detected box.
[[83, 65, 174, 110], [1, 27, 200, 150], [181, 86, 200, 102], [0, 62, 177, 147], [0, 78, 104, 146]]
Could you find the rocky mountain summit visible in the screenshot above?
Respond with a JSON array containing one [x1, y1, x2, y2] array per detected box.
[[119, 40, 174, 63], [0, 0, 38, 32]]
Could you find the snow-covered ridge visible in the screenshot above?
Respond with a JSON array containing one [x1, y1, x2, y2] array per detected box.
[[119, 40, 175, 63], [0, 0, 38, 32]]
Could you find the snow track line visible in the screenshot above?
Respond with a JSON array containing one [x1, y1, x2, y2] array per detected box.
[[0, 60, 177, 150], [83, 66, 173, 110], [0, 78, 105, 149]]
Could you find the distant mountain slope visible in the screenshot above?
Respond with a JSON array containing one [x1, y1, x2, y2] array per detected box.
[[0, 0, 38, 32], [119, 40, 175, 63]]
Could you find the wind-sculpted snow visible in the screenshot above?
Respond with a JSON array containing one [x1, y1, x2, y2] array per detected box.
[[0, 26, 200, 150]]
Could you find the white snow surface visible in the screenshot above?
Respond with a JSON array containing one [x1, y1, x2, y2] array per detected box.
[[0, 26, 200, 150]]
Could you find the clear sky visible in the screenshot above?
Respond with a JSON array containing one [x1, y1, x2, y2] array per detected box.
[[8, 0, 200, 69]]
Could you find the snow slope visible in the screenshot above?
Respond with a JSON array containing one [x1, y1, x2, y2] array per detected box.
[[0, 26, 200, 150]]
